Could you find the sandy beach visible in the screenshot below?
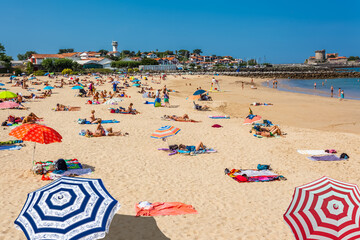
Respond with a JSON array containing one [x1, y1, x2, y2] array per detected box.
[[1, 74, 360, 240]]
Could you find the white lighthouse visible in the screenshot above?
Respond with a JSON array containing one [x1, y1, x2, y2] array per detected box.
[[112, 41, 118, 52]]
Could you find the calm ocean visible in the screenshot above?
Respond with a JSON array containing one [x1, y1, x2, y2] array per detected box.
[[265, 78, 360, 100]]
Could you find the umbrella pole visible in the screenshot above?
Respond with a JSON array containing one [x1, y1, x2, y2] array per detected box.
[[32, 142, 36, 167]]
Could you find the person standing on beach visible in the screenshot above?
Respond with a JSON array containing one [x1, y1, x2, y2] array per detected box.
[[242, 82, 244, 90], [338, 88, 341, 98], [272, 80, 275, 88], [275, 80, 278, 88], [330, 86, 334, 97], [314, 82, 317, 89], [340, 90, 344, 101]]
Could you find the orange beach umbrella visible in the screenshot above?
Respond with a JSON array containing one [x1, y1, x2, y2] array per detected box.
[[9, 124, 62, 164]]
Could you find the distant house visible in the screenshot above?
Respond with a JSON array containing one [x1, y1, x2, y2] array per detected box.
[[327, 56, 348, 64], [147, 53, 158, 59], [11, 60, 28, 67], [29, 54, 65, 65], [107, 51, 121, 57], [131, 57, 142, 61]]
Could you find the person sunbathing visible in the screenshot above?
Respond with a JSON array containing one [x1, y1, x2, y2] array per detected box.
[[55, 104, 80, 111], [127, 103, 139, 114], [163, 114, 192, 121], [253, 125, 283, 137], [86, 119, 128, 137], [22, 113, 41, 124], [179, 142, 206, 152], [89, 110, 98, 123], [193, 101, 209, 110]]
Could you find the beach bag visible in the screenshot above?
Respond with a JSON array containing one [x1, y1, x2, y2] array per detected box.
[[78, 118, 86, 124], [55, 159, 68, 171], [33, 164, 44, 175], [257, 164, 270, 170], [110, 109, 115, 113], [340, 153, 349, 159], [169, 144, 179, 151], [1, 121, 7, 126]]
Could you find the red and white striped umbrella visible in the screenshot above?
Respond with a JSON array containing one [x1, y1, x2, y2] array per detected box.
[[284, 177, 360, 240]]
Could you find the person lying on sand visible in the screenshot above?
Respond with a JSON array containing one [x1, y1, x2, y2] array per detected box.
[[85, 119, 128, 137], [252, 125, 283, 137], [193, 101, 209, 110], [179, 142, 206, 152], [22, 112, 42, 124], [55, 104, 80, 111], [163, 114, 193, 121]]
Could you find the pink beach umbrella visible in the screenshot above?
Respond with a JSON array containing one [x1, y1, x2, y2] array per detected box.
[[0, 101, 20, 109], [243, 115, 262, 125]]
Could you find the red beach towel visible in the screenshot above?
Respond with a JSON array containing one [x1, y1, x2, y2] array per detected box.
[[135, 202, 198, 216]]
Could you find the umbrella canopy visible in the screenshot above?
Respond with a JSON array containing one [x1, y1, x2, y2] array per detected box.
[[44, 73, 49, 76], [284, 176, 360, 240], [0, 91, 17, 99], [187, 95, 201, 101], [131, 79, 140, 83], [151, 126, 181, 139], [0, 83, 5, 86], [133, 84, 140, 87], [243, 115, 262, 125], [71, 85, 83, 90], [193, 89, 206, 95], [28, 77, 36, 80], [43, 86, 54, 90], [0, 101, 20, 109], [10, 124, 62, 144], [14, 176, 121, 240]]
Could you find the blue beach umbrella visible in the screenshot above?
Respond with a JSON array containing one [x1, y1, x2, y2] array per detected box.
[[29, 77, 36, 80], [131, 79, 140, 83], [14, 176, 121, 240], [43, 86, 54, 90], [0, 83, 5, 86], [133, 84, 140, 87], [72, 85, 83, 90], [193, 89, 206, 95], [44, 73, 49, 76]]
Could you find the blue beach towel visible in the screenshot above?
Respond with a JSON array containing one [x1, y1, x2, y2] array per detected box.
[[79, 119, 120, 124], [0, 145, 23, 151]]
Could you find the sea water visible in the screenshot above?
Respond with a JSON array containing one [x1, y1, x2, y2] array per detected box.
[[266, 78, 360, 100]]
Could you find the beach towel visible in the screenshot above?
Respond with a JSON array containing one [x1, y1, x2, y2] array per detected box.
[[177, 148, 217, 155], [297, 150, 327, 155], [0, 140, 23, 145], [45, 168, 92, 180], [0, 145, 23, 151], [209, 116, 230, 119], [6, 123, 21, 127], [78, 119, 120, 124], [143, 101, 154, 104], [212, 124, 223, 128], [35, 159, 82, 172], [135, 201, 198, 216], [307, 155, 343, 161], [226, 168, 285, 183]]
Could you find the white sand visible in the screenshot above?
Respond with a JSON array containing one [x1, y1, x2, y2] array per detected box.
[[0, 74, 359, 240]]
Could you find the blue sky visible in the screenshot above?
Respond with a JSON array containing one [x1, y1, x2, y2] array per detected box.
[[1, 0, 360, 63]]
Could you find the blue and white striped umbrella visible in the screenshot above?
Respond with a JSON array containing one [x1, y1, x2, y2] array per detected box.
[[15, 177, 121, 240]]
